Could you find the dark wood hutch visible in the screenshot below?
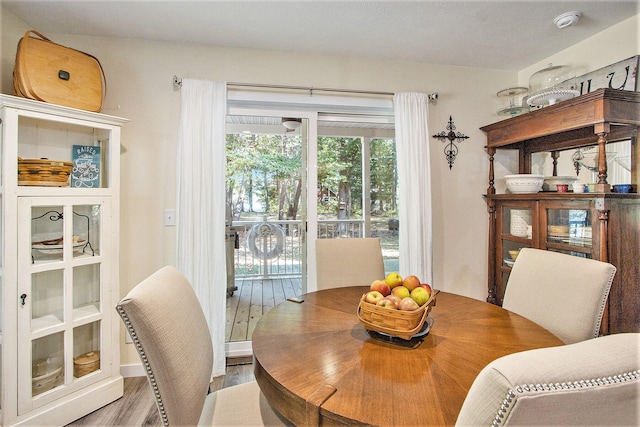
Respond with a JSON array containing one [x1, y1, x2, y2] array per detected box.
[[481, 88, 640, 334]]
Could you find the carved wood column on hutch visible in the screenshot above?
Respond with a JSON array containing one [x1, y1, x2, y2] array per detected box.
[[0, 95, 128, 426], [481, 88, 640, 335]]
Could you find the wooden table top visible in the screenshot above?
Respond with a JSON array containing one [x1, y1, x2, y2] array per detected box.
[[252, 287, 563, 426]]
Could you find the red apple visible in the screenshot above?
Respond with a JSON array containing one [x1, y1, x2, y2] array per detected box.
[[419, 283, 432, 297], [391, 285, 410, 300], [370, 279, 391, 296], [377, 297, 398, 309], [403, 275, 421, 291], [385, 294, 402, 306], [398, 297, 419, 311], [365, 290, 384, 305]]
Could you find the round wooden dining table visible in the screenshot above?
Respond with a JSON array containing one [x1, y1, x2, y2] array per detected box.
[[252, 287, 563, 426]]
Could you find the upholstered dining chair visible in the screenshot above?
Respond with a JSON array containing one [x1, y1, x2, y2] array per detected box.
[[116, 266, 290, 426], [315, 237, 386, 290], [455, 332, 640, 426], [502, 248, 616, 344]]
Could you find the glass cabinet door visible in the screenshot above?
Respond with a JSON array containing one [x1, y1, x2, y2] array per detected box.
[[543, 206, 593, 258], [500, 205, 533, 268], [17, 197, 111, 413]]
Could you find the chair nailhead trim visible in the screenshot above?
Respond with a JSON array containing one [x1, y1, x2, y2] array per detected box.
[[491, 370, 639, 426], [117, 304, 170, 427]]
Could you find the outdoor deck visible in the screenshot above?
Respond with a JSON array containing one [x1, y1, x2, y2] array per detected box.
[[226, 276, 303, 342]]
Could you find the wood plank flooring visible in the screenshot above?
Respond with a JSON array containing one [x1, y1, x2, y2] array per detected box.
[[66, 361, 255, 426], [226, 276, 302, 342]]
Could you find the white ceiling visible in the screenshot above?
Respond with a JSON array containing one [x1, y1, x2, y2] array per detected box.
[[3, 1, 638, 71]]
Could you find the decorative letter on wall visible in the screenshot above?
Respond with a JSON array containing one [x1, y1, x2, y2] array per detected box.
[[432, 115, 469, 169]]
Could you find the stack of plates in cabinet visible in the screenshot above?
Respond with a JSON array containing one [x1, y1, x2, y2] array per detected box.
[[510, 210, 532, 238], [548, 225, 570, 242]]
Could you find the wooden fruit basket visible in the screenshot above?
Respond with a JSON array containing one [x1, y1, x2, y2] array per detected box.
[[357, 290, 437, 340], [18, 157, 73, 186]]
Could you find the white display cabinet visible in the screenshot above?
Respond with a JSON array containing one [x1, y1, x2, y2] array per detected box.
[[0, 95, 128, 426]]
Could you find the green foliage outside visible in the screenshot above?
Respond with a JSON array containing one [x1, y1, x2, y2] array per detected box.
[[226, 133, 398, 222]]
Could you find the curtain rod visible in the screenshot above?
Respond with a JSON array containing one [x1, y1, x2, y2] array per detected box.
[[172, 75, 438, 100]]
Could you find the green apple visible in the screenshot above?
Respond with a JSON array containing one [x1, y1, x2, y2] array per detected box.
[[410, 287, 430, 306]]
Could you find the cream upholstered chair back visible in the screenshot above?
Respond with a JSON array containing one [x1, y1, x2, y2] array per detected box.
[[315, 237, 386, 290], [455, 333, 640, 426], [502, 248, 615, 344], [116, 266, 288, 426]]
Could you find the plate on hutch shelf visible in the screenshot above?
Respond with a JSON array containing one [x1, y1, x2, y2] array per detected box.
[[32, 240, 87, 254]]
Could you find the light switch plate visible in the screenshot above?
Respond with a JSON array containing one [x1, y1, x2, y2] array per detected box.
[[164, 209, 176, 226]]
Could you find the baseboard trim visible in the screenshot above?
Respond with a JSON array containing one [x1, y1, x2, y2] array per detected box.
[[120, 363, 146, 378], [121, 341, 254, 377]]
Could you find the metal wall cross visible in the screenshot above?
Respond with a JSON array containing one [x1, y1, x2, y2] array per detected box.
[[432, 115, 469, 169]]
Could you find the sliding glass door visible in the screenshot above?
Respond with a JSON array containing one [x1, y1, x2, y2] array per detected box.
[[224, 94, 395, 357]]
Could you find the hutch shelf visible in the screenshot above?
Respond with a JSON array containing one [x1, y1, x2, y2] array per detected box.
[[481, 88, 640, 335]]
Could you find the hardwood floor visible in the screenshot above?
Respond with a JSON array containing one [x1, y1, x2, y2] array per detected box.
[[66, 361, 255, 426]]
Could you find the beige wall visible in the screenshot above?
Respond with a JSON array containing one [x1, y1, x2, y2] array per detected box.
[[1, 6, 636, 367]]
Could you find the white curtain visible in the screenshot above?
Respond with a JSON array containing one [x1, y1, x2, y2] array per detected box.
[[176, 79, 227, 377], [393, 93, 433, 285]]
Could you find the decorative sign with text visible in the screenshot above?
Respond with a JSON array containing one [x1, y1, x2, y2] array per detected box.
[[574, 55, 638, 95], [71, 145, 101, 188]]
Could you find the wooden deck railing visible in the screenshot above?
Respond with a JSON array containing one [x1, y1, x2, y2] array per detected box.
[[230, 219, 365, 278]]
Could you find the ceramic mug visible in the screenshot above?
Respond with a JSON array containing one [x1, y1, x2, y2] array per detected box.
[[587, 184, 597, 193], [556, 184, 569, 193], [615, 184, 632, 193], [573, 184, 585, 193]]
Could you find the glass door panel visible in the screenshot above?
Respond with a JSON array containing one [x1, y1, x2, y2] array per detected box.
[[503, 207, 533, 239], [547, 208, 592, 248], [73, 322, 101, 379], [31, 206, 65, 264], [73, 264, 101, 320], [225, 113, 308, 348], [31, 332, 64, 397], [72, 204, 101, 258], [31, 270, 64, 331]]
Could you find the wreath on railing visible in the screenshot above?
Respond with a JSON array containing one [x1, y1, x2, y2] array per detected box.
[[247, 222, 285, 260]]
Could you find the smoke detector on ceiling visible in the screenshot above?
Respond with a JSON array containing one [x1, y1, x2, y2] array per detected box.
[[554, 11, 582, 29]]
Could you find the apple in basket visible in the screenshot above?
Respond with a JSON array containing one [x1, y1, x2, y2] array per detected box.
[[385, 294, 402, 306], [385, 272, 403, 289], [403, 275, 421, 291], [391, 285, 410, 300], [419, 284, 432, 298], [365, 291, 384, 305], [410, 287, 430, 306], [376, 297, 398, 309], [370, 279, 391, 296], [398, 297, 420, 311]]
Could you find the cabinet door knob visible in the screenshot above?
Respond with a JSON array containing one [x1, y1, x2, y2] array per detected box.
[[20, 294, 27, 306]]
